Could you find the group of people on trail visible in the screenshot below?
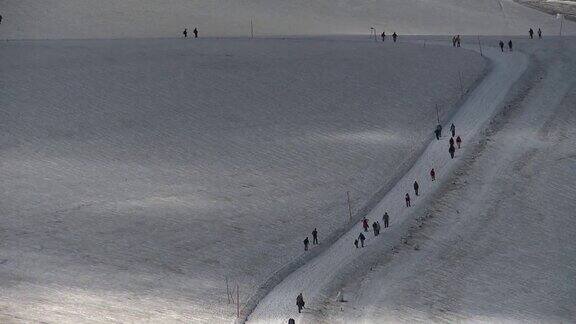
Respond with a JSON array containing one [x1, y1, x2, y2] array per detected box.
[[448, 123, 462, 159], [381, 31, 398, 42], [303, 228, 319, 251], [499, 40, 514, 52], [529, 27, 543, 39], [354, 211, 390, 248], [183, 27, 199, 38], [452, 35, 461, 47]]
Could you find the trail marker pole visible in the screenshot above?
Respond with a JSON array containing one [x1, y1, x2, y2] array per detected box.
[[458, 71, 464, 98], [477, 35, 483, 56], [251, 19, 254, 39], [346, 191, 353, 220], [236, 284, 240, 318]]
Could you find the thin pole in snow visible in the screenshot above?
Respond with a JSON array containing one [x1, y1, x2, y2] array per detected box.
[[226, 277, 231, 304], [560, 15, 564, 36], [236, 284, 240, 318], [458, 71, 464, 98], [250, 19, 254, 39], [436, 104, 440, 124], [346, 191, 353, 220], [477, 35, 483, 56]]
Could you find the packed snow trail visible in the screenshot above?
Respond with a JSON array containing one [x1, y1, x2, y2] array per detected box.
[[337, 37, 576, 323], [247, 45, 528, 323]]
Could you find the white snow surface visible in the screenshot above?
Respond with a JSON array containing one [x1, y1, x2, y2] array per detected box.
[[0, 38, 485, 323], [247, 42, 529, 324], [1, 0, 576, 39]]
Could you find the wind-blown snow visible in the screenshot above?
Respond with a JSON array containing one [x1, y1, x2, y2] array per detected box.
[[0, 38, 485, 322], [1, 0, 576, 39]]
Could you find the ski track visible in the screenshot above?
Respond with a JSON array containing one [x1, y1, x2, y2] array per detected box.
[[247, 45, 528, 324]]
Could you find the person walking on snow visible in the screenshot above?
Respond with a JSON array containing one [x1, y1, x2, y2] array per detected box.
[[354, 239, 359, 248], [449, 144, 456, 159], [538, 28, 542, 39], [405, 193, 411, 207], [296, 293, 305, 313], [435, 128, 441, 140], [392, 32, 398, 42], [430, 168, 436, 181], [193, 28, 199, 38], [529, 28, 534, 39], [456, 35, 461, 47], [383, 212, 389, 228], [303, 237, 309, 251], [372, 222, 379, 236], [183, 28, 188, 38], [450, 123, 456, 137], [312, 228, 318, 245], [381, 31, 386, 41], [358, 233, 366, 247], [413, 181, 420, 196], [449, 137, 455, 147], [362, 218, 369, 232], [452, 36, 456, 47], [499, 40, 505, 52], [508, 40, 513, 51], [456, 136, 462, 149]]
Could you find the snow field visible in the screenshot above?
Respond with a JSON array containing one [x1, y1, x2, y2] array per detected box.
[[0, 38, 485, 323]]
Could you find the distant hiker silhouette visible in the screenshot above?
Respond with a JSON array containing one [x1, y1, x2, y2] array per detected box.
[[183, 28, 188, 38], [430, 168, 436, 181], [499, 40, 504, 52], [193, 28, 199, 38], [508, 40, 513, 51], [405, 193, 411, 207]]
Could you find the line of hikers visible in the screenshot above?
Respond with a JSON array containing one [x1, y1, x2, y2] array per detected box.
[[529, 27, 543, 40], [380, 31, 398, 42], [182, 27, 199, 38], [354, 211, 390, 248], [452, 35, 461, 47], [499, 40, 514, 52], [303, 228, 319, 251]]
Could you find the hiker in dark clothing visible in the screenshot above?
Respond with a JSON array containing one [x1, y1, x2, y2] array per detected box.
[[183, 28, 188, 38], [508, 40, 513, 51], [538, 28, 542, 39], [450, 123, 456, 137], [392, 32, 398, 42], [362, 218, 369, 232], [376, 221, 381, 234], [430, 168, 436, 181], [456, 136, 462, 149], [529, 28, 534, 39], [372, 222, 379, 236], [449, 137, 455, 147], [436, 124, 443, 138], [193, 28, 199, 38], [456, 35, 461, 47], [435, 128, 441, 140], [499, 40, 505, 52], [449, 145, 456, 159], [452, 36, 456, 47], [296, 293, 305, 313], [413, 181, 419, 196], [358, 233, 366, 247], [289, 319, 296, 324], [381, 31, 386, 41], [0, 14, 3, 24], [354, 239, 359, 248], [303, 237, 309, 251], [312, 228, 318, 245], [383, 212, 389, 228], [405, 193, 411, 207]]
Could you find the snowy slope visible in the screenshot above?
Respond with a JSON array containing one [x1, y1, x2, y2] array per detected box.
[[246, 42, 528, 324], [1, 0, 576, 39], [325, 37, 576, 323], [0, 38, 485, 323]]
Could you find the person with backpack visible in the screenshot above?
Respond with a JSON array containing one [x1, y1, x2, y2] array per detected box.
[[449, 137, 455, 147], [430, 168, 436, 181], [392, 32, 398, 42], [358, 233, 366, 247], [303, 237, 309, 251], [312, 228, 318, 245], [450, 123, 456, 137], [193, 28, 199, 38], [499, 40, 505, 52], [405, 193, 411, 207], [413, 181, 420, 196], [362, 218, 369, 232], [383, 212, 389, 228], [372, 222, 379, 236], [508, 40, 513, 51], [456, 136, 462, 149], [449, 144, 456, 159], [296, 293, 305, 313]]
